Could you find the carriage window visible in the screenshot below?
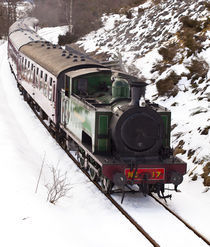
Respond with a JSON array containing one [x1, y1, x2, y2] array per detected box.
[[22, 58, 24, 69], [52, 82, 55, 102], [43, 74, 47, 96], [77, 78, 88, 96], [28, 61, 30, 68], [65, 76, 70, 97], [48, 78, 53, 101], [36, 68, 39, 75], [40, 70, 43, 78], [31, 64, 33, 70]]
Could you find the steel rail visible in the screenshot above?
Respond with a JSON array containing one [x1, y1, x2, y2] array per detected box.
[[150, 194, 210, 246], [27, 98, 210, 247], [25, 97, 160, 247], [19, 90, 208, 247]]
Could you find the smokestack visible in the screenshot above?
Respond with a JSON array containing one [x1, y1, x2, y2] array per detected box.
[[129, 81, 148, 107]]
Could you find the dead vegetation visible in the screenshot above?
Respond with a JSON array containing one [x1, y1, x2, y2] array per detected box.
[[45, 166, 71, 204], [158, 43, 179, 62], [186, 59, 209, 82], [31, 0, 148, 44], [152, 0, 162, 5], [203, 1, 210, 11], [173, 140, 186, 156], [200, 126, 210, 135], [0, 0, 19, 37], [201, 162, 210, 186], [156, 71, 180, 96], [177, 16, 210, 56], [187, 149, 196, 160]]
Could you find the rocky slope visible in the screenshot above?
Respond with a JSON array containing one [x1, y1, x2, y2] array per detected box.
[[77, 0, 210, 187]]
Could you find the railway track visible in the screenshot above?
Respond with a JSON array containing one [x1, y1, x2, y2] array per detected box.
[[29, 103, 160, 247], [70, 153, 160, 247], [150, 194, 210, 246], [17, 89, 158, 246], [21, 89, 209, 247]]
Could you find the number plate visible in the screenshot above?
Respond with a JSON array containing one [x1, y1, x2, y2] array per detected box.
[[124, 168, 165, 181]]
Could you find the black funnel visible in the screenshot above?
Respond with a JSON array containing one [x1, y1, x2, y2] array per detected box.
[[129, 81, 148, 107]]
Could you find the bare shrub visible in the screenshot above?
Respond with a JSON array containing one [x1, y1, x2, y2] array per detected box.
[[201, 162, 210, 186], [186, 59, 209, 80], [203, 1, 210, 11], [180, 16, 202, 31], [158, 43, 179, 62], [200, 126, 210, 135], [58, 32, 78, 46], [152, 0, 161, 5], [45, 166, 71, 204], [32, 0, 148, 44], [156, 71, 180, 96], [0, 0, 19, 37], [178, 16, 203, 55]]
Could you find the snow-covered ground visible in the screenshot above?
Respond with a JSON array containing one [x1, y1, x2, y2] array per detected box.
[[0, 0, 209, 245], [0, 31, 209, 247], [0, 43, 151, 247]]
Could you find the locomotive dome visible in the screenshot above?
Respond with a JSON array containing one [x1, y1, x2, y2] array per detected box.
[[112, 77, 130, 99]]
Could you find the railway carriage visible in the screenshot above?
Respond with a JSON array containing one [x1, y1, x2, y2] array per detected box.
[[8, 17, 187, 199]]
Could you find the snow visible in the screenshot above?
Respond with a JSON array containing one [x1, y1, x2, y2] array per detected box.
[[0, 43, 151, 247], [1, 0, 210, 245], [75, 0, 210, 243], [37, 26, 68, 45], [135, 49, 163, 79], [77, 0, 210, 182], [112, 192, 208, 247]]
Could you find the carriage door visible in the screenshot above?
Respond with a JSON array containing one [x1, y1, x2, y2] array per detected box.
[[61, 89, 70, 126], [61, 76, 71, 126]]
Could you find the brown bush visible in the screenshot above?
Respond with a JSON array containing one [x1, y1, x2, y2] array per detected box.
[[203, 1, 210, 11], [156, 71, 180, 96], [202, 162, 210, 186], [158, 43, 179, 62], [177, 16, 204, 55], [152, 0, 161, 4], [186, 59, 209, 80], [180, 16, 202, 32], [201, 126, 210, 135], [58, 32, 79, 46]]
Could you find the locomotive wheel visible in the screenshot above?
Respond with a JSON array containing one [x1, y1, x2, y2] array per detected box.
[[89, 167, 97, 181], [101, 177, 112, 194]]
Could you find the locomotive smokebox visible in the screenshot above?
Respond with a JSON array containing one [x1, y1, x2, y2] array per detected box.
[[129, 81, 148, 107]]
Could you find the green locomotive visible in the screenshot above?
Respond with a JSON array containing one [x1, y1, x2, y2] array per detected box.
[[8, 17, 186, 199]]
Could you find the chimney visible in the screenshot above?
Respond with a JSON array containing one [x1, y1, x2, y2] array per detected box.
[[129, 81, 148, 107]]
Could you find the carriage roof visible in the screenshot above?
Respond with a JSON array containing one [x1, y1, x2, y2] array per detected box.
[[20, 42, 103, 77]]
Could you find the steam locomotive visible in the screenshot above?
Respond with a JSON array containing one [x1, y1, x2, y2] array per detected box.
[[8, 17, 187, 199]]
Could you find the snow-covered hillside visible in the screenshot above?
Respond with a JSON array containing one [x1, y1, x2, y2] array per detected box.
[[0, 0, 209, 246], [0, 39, 209, 246], [77, 0, 210, 187]]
